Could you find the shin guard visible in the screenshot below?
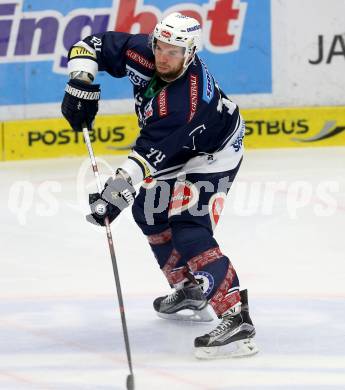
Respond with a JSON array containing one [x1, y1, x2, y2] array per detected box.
[[188, 247, 241, 317]]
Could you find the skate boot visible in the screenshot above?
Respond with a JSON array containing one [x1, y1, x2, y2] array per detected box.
[[194, 289, 259, 358], [153, 283, 214, 322]]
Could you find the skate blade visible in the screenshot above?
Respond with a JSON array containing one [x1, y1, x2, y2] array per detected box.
[[194, 338, 259, 359], [157, 306, 214, 322]]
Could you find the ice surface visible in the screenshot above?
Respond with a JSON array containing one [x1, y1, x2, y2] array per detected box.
[[1, 147, 344, 389]]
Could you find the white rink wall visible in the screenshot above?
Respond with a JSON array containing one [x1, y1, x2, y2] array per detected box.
[[237, 0, 345, 108]]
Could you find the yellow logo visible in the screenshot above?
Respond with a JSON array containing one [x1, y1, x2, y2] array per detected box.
[[69, 46, 96, 59]]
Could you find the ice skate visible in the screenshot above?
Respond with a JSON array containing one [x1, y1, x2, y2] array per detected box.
[[153, 284, 214, 322], [194, 289, 259, 358]]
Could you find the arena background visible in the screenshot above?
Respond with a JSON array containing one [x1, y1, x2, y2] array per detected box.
[[0, 0, 344, 160], [1, 2, 344, 389]]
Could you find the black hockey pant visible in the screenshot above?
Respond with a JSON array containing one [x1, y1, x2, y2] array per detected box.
[[132, 161, 242, 317]]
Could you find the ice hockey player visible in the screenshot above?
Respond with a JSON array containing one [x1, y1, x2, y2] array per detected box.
[[61, 12, 258, 359]]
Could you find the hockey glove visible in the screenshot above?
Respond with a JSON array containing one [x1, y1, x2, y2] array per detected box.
[[87, 176, 136, 226], [61, 79, 100, 132]]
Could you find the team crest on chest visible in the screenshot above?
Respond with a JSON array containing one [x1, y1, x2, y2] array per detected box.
[[144, 99, 153, 118]]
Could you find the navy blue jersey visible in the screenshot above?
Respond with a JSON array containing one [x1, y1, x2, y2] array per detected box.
[[68, 32, 244, 181]]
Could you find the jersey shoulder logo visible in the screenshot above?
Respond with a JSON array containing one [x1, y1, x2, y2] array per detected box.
[[69, 46, 96, 60], [126, 49, 155, 70], [199, 58, 214, 103], [125, 65, 151, 87]]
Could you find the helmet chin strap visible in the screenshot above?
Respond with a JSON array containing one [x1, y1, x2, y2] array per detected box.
[[159, 51, 196, 83], [183, 50, 196, 68]]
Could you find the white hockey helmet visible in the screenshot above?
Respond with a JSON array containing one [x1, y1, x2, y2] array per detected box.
[[153, 12, 201, 68]]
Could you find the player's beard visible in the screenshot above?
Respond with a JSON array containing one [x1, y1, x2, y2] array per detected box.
[[156, 64, 184, 82]]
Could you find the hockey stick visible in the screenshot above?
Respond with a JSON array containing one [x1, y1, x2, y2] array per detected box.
[[82, 126, 135, 390]]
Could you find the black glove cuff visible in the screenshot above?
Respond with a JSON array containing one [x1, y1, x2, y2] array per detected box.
[[65, 79, 100, 100]]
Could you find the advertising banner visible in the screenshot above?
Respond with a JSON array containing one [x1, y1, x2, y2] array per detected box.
[[0, 123, 3, 160], [244, 106, 345, 149], [2, 115, 140, 160], [2, 106, 344, 161], [0, 0, 272, 107]]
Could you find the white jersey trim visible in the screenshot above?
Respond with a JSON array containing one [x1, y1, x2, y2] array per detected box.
[[119, 157, 144, 186], [120, 151, 156, 186], [67, 41, 99, 78], [68, 58, 98, 79], [157, 117, 245, 180]]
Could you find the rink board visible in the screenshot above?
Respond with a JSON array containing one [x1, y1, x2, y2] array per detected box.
[[1, 115, 140, 161], [243, 106, 345, 149], [0, 123, 4, 161], [1, 106, 345, 161]]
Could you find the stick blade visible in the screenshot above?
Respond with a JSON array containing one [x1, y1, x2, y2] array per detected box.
[[126, 374, 135, 390]]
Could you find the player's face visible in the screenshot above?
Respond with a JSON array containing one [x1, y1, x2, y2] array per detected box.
[[154, 40, 185, 81]]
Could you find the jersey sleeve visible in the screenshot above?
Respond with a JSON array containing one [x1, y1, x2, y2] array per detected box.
[[67, 32, 154, 81]]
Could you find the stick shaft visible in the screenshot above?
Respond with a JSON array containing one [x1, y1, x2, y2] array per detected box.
[[82, 127, 134, 377]]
